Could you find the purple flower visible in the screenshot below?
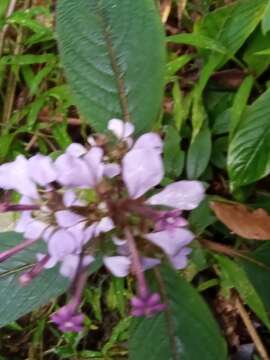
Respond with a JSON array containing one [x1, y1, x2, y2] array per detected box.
[[0, 118, 206, 333], [51, 305, 84, 332], [155, 209, 188, 232], [131, 292, 166, 317]]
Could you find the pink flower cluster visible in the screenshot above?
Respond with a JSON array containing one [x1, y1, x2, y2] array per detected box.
[[0, 119, 205, 332]]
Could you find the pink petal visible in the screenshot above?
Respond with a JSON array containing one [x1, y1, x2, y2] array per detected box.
[[103, 256, 131, 277], [55, 153, 91, 187], [28, 154, 57, 186], [84, 147, 104, 186], [141, 257, 161, 270], [108, 119, 134, 138], [147, 180, 205, 210], [169, 247, 192, 269], [55, 210, 85, 227], [122, 149, 164, 199], [104, 163, 121, 178], [48, 229, 79, 260], [0, 156, 38, 199], [60, 254, 94, 279], [95, 217, 114, 236], [145, 228, 194, 256], [66, 143, 86, 157], [133, 133, 163, 153], [36, 253, 58, 269]]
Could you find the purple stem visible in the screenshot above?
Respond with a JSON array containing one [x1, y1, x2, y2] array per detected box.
[[19, 254, 50, 286], [0, 203, 40, 213], [125, 227, 148, 298], [0, 238, 37, 263]]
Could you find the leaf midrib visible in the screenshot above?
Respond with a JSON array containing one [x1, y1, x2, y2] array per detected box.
[[97, 1, 130, 122]]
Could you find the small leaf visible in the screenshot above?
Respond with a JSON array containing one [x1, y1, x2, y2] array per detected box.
[[187, 124, 211, 179], [129, 265, 227, 360], [56, 0, 166, 133], [163, 126, 184, 179], [211, 201, 270, 240]]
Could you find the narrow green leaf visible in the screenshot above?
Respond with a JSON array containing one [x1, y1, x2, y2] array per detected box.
[[166, 55, 193, 81], [216, 255, 270, 330], [187, 124, 212, 179], [167, 33, 226, 53], [0, 54, 56, 65], [129, 265, 227, 360], [56, 0, 166, 133], [230, 75, 254, 139], [163, 126, 184, 179], [228, 87, 270, 187]]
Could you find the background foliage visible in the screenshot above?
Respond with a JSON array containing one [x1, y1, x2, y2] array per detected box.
[[1, 0, 270, 359]]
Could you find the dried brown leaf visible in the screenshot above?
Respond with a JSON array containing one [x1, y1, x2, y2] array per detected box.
[[210, 201, 270, 240]]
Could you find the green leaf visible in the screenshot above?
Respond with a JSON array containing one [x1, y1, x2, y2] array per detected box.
[[196, 0, 268, 64], [163, 126, 184, 179], [0, 232, 69, 327], [129, 265, 227, 360], [167, 33, 226, 53], [241, 243, 270, 312], [243, 28, 270, 76], [262, 1, 270, 35], [228, 87, 270, 187], [216, 255, 270, 330], [166, 55, 193, 82], [189, 196, 217, 235], [0, 54, 56, 66], [230, 75, 254, 139], [187, 124, 212, 179], [56, 0, 165, 133]]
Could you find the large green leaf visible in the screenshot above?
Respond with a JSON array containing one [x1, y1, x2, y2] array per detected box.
[[56, 0, 165, 133], [129, 265, 227, 360], [0, 232, 69, 327], [228, 88, 270, 187]]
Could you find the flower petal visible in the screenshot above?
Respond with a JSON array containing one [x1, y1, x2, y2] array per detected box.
[[108, 119, 134, 138], [148, 180, 205, 210], [145, 228, 194, 256], [95, 217, 114, 236], [55, 153, 91, 187], [103, 256, 131, 277], [66, 143, 86, 157], [55, 210, 85, 228], [133, 133, 163, 153], [122, 148, 164, 199], [141, 257, 161, 270], [28, 154, 57, 186], [60, 254, 94, 279], [0, 155, 38, 199], [104, 163, 121, 178], [169, 247, 192, 269], [84, 147, 104, 186], [48, 229, 79, 260]]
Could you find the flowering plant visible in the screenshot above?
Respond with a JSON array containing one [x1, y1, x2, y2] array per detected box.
[[0, 119, 204, 332]]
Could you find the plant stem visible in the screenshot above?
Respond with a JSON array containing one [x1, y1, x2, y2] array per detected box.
[[235, 296, 269, 360]]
